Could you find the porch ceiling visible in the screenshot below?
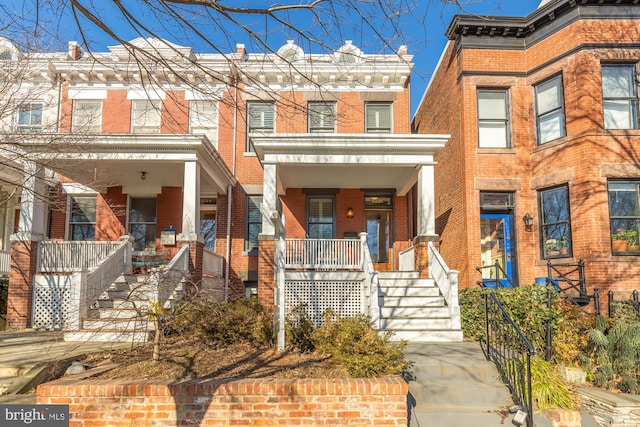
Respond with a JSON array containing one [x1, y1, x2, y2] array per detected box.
[[15, 134, 236, 195], [251, 133, 450, 195]]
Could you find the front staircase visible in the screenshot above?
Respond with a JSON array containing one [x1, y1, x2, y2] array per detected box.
[[378, 271, 463, 342], [63, 274, 163, 343]]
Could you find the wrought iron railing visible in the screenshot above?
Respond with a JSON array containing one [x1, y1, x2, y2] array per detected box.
[[482, 292, 535, 427], [475, 261, 516, 288], [608, 289, 640, 318], [546, 259, 599, 313]]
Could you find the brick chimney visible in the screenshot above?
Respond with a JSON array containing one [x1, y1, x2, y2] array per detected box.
[[68, 41, 82, 60]]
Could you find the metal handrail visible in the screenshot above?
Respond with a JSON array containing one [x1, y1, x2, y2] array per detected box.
[[482, 292, 535, 427], [475, 261, 516, 288]]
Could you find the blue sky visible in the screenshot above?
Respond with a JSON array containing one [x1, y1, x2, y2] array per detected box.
[[4, 0, 543, 114]]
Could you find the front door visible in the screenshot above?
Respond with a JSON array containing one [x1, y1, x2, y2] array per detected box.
[[480, 213, 515, 287], [366, 210, 391, 270]]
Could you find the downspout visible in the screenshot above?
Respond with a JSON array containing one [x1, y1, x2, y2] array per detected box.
[[224, 83, 238, 301]]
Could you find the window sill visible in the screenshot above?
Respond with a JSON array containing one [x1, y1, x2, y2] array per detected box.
[[243, 152, 257, 157], [243, 249, 258, 257], [477, 147, 517, 155], [533, 137, 569, 152]]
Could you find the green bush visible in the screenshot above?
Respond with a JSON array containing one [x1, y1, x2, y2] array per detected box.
[[0, 277, 7, 316], [311, 312, 410, 378], [584, 314, 640, 393], [167, 297, 274, 346], [460, 286, 559, 354], [285, 305, 315, 352]]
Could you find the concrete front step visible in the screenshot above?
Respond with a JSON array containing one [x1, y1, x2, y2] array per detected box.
[[410, 410, 508, 427], [381, 286, 440, 297], [381, 306, 449, 318], [382, 317, 452, 329], [381, 295, 445, 307], [411, 382, 510, 408], [95, 299, 151, 310], [387, 329, 463, 342], [83, 319, 154, 332]]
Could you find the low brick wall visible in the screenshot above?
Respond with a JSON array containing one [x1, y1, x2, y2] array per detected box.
[[37, 376, 408, 426]]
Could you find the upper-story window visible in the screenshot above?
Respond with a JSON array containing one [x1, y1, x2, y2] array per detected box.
[[601, 65, 638, 130], [477, 89, 510, 148], [131, 100, 161, 134], [535, 75, 566, 144], [17, 103, 43, 132], [308, 102, 336, 133], [72, 100, 102, 133], [538, 185, 572, 259], [189, 100, 218, 145], [365, 103, 392, 133], [247, 102, 275, 152], [245, 195, 263, 253]]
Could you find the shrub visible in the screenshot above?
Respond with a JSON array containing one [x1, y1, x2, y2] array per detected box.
[[530, 356, 580, 411], [285, 305, 315, 352], [552, 300, 595, 366], [167, 297, 274, 346], [584, 314, 640, 393], [0, 277, 7, 316], [312, 312, 410, 378]]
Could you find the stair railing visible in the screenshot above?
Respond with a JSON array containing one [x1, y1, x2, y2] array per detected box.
[[482, 292, 535, 427], [475, 261, 516, 288], [546, 259, 599, 313], [428, 241, 461, 330], [148, 244, 190, 310], [360, 232, 380, 329]]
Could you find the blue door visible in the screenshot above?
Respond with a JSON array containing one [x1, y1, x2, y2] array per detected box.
[[480, 213, 515, 288]]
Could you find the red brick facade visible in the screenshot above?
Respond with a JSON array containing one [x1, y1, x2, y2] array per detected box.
[[414, 1, 640, 313]]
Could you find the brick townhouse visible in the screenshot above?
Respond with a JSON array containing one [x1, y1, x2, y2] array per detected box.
[[1, 36, 461, 342], [414, 0, 640, 312]]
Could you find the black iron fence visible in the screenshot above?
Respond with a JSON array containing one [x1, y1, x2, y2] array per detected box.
[[482, 292, 534, 427], [608, 290, 640, 318], [545, 260, 600, 314], [476, 261, 516, 288]]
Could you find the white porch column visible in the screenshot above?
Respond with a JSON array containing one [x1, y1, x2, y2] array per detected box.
[[417, 164, 436, 237], [261, 162, 278, 236], [178, 161, 201, 241], [11, 161, 46, 242]]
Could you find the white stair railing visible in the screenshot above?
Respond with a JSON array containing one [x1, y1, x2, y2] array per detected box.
[[149, 244, 190, 310], [360, 232, 380, 329], [0, 250, 9, 274], [67, 236, 133, 329], [428, 241, 461, 330], [202, 248, 224, 277]]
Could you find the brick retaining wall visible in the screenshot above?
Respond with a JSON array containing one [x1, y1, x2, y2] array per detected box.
[[37, 376, 408, 426]]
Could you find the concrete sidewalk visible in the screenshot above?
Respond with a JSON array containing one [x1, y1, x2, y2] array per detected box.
[[0, 329, 128, 403]]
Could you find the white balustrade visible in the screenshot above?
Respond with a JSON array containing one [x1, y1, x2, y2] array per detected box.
[[360, 232, 380, 329], [398, 246, 415, 271], [38, 240, 124, 273], [428, 241, 461, 330], [285, 238, 361, 270], [0, 251, 9, 274], [149, 244, 190, 310], [202, 248, 224, 277]]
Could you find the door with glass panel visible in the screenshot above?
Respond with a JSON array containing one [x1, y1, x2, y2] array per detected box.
[[128, 197, 157, 252], [365, 195, 393, 271], [480, 213, 514, 287]]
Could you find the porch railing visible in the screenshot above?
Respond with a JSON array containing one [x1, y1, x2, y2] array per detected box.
[[428, 241, 461, 330], [0, 250, 9, 274], [149, 244, 190, 310], [482, 292, 534, 427], [37, 240, 124, 273], [203, 248, 224, 277], [285, 238, 361, 270]]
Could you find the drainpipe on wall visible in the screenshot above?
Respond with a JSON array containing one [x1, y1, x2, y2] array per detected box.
[[224, 83, 239, 301]]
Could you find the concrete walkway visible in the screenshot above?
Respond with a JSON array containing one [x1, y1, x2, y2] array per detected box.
[[0, 329, 129, 403]]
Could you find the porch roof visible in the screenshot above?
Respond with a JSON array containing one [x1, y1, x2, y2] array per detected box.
[[250, 133, 449, 195], [11, 133, 236, 194]]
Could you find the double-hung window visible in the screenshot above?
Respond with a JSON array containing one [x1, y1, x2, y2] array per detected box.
[[608, 181, 640, 254], [538, 185, 572, 259], [128, 197, 157, 252], [131, 100, 161, 134], [477, 89, 510, 148], [17, 103, 43, 132], [308, 102, 336, 133], [308, 197, 335, 239], [72, 100, 102, 132], [69, 196, 96, 241], [190, 100, 218, 145], [247, 102, 275, 152], [601, 65, 638, 129], [535, 75, 566, 144], [365, 103, 392, 133], [246, 196, 263, 252]]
